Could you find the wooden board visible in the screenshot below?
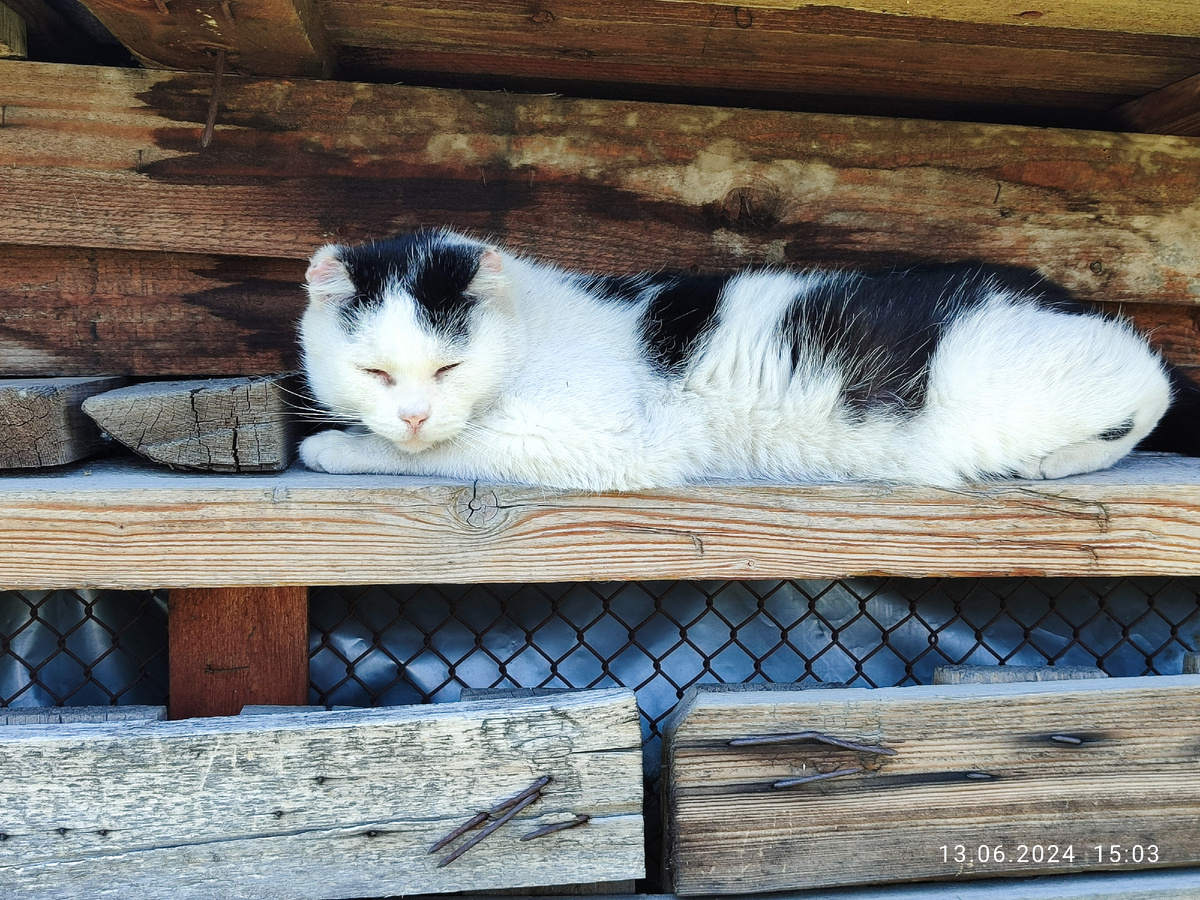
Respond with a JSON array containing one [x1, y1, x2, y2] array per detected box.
[[1, 453, 1200, 589], [168, 586, 308, 719], [0, 2, 26, 58], [933, 665, 1106, 684], [1, 705, 164, 725], [0, 376, 128, 468], [82, 375, 295, 472], [3, 60, 1200, 301], [1118, 72, 1200, 137], [0, 689, 644, 899], [662, 676, 1200, 894]]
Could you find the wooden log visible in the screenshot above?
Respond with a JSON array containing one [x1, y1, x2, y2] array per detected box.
[[82, 375, 295, 472], [0, 376, 127, 468], [2, 453, 1200, 589], [0, 245, 304, 378], [3, 61, 1200, 305], [1117, 72, 1200, 137], [933, 665, 1107, 684], [75, 0, 333, 76], [663, 675, 1200, 894], [0, 2, 26, 58], [168, 586, 308, 719], [1, 705, 164, 725], [0, 689, 645, 898]]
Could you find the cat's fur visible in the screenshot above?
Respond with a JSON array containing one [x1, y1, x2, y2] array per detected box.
[[298, 229, 1196, 490]]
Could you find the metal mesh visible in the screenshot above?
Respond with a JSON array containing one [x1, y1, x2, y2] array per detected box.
[[0, 589, 169, 707]]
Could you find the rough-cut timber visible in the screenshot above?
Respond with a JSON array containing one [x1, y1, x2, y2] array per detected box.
[[82, 375, 295, 472], [0, 2, 25, 58], [76, 0, 333, 76], [168, 586, 308, 719], [0, 376, 127, 468], [0, 689, 644, 899], [933, 665, 1107, 684], [663, 676, 1200, 894], [1185, 652, 1199, 674], [1, 453, 1200, 589], [325, 1, 1200, 125], [1118, 72, 1200, 136], [0, 245, 304, 377], [3, 61, 1200, 303], [1, 705, 164, 725]]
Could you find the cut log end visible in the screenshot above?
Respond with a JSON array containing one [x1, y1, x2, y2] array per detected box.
[[0, 376, 128, 469]]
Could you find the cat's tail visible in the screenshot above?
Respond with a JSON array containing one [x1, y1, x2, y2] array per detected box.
[[1136, 366, 1200, 457]]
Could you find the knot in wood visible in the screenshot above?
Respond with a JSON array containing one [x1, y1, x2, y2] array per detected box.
[[455, 486, 502, 528], [706, 186, 781, 234]]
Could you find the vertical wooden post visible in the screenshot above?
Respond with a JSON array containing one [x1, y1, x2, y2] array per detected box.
[[168, 586, 309, 719]]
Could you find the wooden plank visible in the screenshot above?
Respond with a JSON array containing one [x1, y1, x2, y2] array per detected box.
[[0, 2, 26, 58], [0, 376, 127, 468], [0, 245, 303, 378], [663, 676, 1200, 894], [325, 1, 1200, 118], [1, 705, 165, 725], [82, 375, 295, 472], [75, 0, 333, 76], [168, 586, 308, 718], [933, 665, 1106, 684], [1118, 72, 1200, 137], [3, 61, 1200, 306], [1184, 652, 1199, 674], [2, 453, 1200, 589], [0, 689, 645, 898]]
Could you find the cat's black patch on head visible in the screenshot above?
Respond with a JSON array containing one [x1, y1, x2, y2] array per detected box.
[[783, 262, 1074, 413], [335, 230, 483, 335], [581, 271, 730, 371]]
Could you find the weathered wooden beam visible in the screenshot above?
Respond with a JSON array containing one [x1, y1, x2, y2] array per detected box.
[[932, 665, 1106, 684], [1, 453, 1200, 589], [1, 705, 165, 725], [0, 376, 127, 469], [0, 690, 645, 898], [0, 2, 26, 58], [1117, 71, 1200, 136], [663, 676, 1200, 894], [168, 586, 308, 719], [0, 245, 303, 378], [82, 375, 295, 472], [76, 0, 333, 76], [3, 60, 1200, 305], [1185, 652, 1199, 674]]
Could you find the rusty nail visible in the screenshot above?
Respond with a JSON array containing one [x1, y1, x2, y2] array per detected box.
[[1051, 734, 1084, 745], [730, 730, 896, 756], [438, 790, 542, 868], [520, 814, 590, 841], [489, 775, 551, 815], [199, 50, 225, 150], [772, 766, 864, 789], [430, 775, 551, 856], [428, 811, 488, 854]]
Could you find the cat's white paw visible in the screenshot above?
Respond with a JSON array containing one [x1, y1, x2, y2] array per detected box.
[[299, 429, 369, 474]]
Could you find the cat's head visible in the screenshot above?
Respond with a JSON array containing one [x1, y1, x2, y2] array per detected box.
[[299, 229, 519, 452]]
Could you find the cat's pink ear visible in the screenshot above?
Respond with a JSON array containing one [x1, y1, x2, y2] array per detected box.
[[304, 246, 354, 303], [479, 248, 504, 275]]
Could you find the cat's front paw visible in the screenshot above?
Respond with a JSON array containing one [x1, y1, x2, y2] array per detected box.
[[299, 429, 369, 474]]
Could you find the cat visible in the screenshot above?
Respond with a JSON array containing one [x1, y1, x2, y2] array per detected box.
[[298, 228, 1199, 491]]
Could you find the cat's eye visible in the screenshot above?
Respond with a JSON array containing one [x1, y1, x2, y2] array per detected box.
[[361, 367, 394, 386], [435, 363, 461, 379]]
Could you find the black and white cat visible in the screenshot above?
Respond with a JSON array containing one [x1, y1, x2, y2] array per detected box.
[[298, 229, 1198, 490]]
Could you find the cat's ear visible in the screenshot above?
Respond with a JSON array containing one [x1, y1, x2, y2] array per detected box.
[[304, 245, 356, 304]]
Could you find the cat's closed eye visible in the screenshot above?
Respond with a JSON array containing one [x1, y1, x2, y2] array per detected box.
[[361, 367, 394, 386], [435, 363, 462, 379]]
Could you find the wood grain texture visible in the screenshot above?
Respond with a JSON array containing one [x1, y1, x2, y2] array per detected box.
[[663, 676, 1200, 894], [0, 2, 26, 58], [1, 453, 1200, 589], [1, 705, 164, 725], [83, 376, 295, 472], [1185, 652, 1199, 674], [0, 690, 644, 898], [932, 665, 1107, 684], [0, 376, 127, 468], [322, 1, 1200, 116], [1118, 72, 1200, 137], [168, 586, 308, 718], [3, 61, 1200, 304], [76, 0, 333, 76]]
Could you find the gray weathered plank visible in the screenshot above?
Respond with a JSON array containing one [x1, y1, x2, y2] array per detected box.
[[1185, 652, 1199, 674], [933, 665, 1107, 684], [0, 688, 644, 899], [0, 705, 164, 725], [0, 376, 127, 468], [663, 675, 1200, 894], [82, 376, 295, 472]]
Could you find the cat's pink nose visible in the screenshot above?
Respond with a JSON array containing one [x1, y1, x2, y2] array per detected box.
[[402, 412, 429, 433]]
